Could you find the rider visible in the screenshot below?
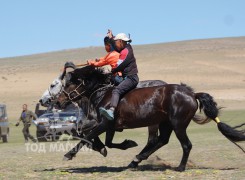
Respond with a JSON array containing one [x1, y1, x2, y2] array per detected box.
[[87, 36, 119, 70], [99, 30, 139, 120], [87, 36, 124, 84], [82, 36, 121, 131]]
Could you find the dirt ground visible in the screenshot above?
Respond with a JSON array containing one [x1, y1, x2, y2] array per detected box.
[[0, 37, 245, 179]]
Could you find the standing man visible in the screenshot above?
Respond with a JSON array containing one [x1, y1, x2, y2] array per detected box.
[[16, 104, 37, 143]]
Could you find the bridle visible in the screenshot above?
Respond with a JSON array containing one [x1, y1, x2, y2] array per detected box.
[[52, 80, 86, 136], [48, 83, 63, 101], [52, 74, 114, 135], [62, 81, 86, 101], [60, 79, 113, 136], [47, 80, 86, 107]]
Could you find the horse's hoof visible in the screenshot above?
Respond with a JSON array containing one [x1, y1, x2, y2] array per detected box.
[[127, 161, 138, 169], [63, 156, 71, 161], [122, 140, 138, 150], [100, 147, 107, 157], [175, 166, 185, 172], [126, 140, 138, 148], [63, 154, 74, 161]]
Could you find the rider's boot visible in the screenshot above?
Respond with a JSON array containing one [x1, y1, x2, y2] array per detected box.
[[99, 107, 114, 121]]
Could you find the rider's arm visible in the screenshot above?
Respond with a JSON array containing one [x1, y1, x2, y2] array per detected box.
[[16, 113, 22, 126], [111, 48, 131, 73], [88, 55, 108, 67], [89, 51, 119, 69], [18, 115, 22, 122]]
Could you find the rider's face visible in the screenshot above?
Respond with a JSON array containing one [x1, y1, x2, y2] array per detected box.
[[115, 40, 124, 51], [104, 44, 111, 53]]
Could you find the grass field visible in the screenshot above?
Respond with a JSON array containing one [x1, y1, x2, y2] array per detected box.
[[0, 110, 244, 179]]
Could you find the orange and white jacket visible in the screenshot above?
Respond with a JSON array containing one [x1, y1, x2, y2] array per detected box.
[[88, 51, 120, 70]]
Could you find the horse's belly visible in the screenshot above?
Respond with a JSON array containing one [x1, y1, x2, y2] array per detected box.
[[116, 110, 168, 129]]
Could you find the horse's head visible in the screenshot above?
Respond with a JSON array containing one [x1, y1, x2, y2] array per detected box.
[[56, 66, 112, 109], [39, 75, 64, 107]]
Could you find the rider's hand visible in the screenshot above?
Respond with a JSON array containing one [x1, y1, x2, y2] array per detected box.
[[87, 60, 93, 65], [107, 29, 113, 38]]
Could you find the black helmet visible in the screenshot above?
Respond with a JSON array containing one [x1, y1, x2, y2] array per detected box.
[[104, 36, 110, 45]]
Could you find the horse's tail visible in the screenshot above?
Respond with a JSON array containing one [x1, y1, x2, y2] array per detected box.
[[193, 93, 245, 147]]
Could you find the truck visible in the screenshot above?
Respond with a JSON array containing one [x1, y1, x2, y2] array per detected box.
[[0, 104, 9, 143]]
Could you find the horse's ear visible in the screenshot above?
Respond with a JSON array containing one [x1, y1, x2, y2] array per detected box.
[[60, 62, 76, 80], [60, 70, 66, 80], [64, 62, 76, 70]]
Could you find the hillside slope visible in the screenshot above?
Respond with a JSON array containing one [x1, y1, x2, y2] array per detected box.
[[1, 37, 245, 119]]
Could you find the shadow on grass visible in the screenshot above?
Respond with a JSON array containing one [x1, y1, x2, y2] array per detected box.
[[35, 164, 238, 174], [35, 165, 169, 174]]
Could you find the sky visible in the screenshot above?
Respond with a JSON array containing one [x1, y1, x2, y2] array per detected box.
[[0, 0, 244, 58]]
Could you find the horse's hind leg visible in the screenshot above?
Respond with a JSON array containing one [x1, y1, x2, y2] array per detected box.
[[128, 122, 172, 168], [173, 126, 192, 172], [128, 125, 159, 168]]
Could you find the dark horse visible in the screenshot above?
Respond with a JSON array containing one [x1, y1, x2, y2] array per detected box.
[[63, 78, 166, 155], [57, 66, 245, 172]]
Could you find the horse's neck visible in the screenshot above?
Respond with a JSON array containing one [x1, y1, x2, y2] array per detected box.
[[89, 89, 108, 108]]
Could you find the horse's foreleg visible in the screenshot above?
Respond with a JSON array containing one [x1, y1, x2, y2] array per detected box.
[[63, 118, 109, 160], [63, 140, 84, 160], [92, 137, 107, 157]]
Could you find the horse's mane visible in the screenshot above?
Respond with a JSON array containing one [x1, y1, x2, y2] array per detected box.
[[74, 66, 102, 76], [68, 66, 111, 84]]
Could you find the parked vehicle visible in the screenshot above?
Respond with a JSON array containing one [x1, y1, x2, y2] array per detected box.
[[35, 103, 48, 117], [0, 104, 9, 143], [34, 109, 84, 142]]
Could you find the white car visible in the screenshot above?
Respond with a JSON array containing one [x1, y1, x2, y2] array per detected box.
[[34, 110, 84, 142]]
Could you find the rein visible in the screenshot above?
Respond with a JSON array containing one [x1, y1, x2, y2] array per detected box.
[[71, 101, 82, 136], [61, 80, 114, 120], [86, 83, 114, 118]]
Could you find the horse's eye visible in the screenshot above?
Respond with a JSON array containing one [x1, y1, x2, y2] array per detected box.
[[51, 84, 55, 88]]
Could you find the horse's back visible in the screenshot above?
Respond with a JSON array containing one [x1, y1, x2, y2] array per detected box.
[[115, 84, 197, 129], [136, 80, 167, 88]]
